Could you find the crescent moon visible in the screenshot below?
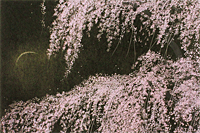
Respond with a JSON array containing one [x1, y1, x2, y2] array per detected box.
[[15, 51, 37, 65]]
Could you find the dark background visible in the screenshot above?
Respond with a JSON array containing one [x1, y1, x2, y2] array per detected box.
[[1, 1, 57, 117]]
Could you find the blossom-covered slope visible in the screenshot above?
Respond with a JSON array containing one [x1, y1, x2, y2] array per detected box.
[[1, 51, 200, 132]]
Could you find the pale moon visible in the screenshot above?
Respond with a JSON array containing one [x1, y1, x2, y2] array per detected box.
[[15, 51, 37, 65]]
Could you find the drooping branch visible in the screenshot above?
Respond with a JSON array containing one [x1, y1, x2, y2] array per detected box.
[[48, 0, 200, 77]]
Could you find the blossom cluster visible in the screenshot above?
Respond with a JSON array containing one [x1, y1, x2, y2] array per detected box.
[[1, 51, 199, 132], [40, 0, 46, 28], [47, 0, 200, 76]]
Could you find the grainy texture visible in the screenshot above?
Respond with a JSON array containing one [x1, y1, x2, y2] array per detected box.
[[1, 51, 199, 132]]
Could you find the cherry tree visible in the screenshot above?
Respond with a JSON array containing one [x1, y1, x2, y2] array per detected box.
[[1, 0, 199, 132], [47, 0, 200, 76]]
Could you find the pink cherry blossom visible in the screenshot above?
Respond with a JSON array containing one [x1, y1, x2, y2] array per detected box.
[[1, 0, 199, 132]]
